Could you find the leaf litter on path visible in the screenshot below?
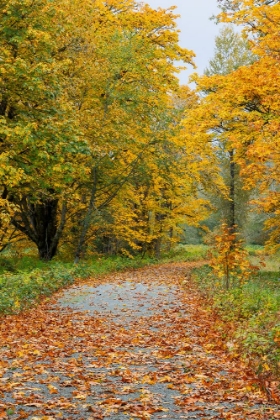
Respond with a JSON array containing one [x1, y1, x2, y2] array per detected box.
[[0, 262, 279, 419]]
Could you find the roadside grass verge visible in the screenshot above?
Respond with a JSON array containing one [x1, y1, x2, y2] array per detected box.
[[191, 249, 280, 379], [0, 256, 155, 316], [0, 244, 208, 316]]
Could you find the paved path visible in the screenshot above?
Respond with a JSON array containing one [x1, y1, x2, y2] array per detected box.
[[0, 262, 279, 419]]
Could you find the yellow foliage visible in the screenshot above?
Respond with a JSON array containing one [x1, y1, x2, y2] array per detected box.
[[184, 1, 280, 251], [208, 224, 257, 289]]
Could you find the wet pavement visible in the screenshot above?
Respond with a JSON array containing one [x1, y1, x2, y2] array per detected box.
[[0, 263, 279, 419]]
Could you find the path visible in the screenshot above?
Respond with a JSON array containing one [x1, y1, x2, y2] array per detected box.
[[0, 262, 279, 419]]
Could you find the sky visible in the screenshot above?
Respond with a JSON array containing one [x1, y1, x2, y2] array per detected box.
[[145, 0, 223, 84]]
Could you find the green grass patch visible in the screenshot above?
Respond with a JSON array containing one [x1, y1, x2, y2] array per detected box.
[[161, 244, 209, 262], [192, 263, 280, 377], [245, 244, 264, 256]]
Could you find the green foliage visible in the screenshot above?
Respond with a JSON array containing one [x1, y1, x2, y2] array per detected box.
[[0, 268, 75, 315], [192, 261, 280, 376], [0, 254, 55, 275], [245, 244, 264, 256], [204, 26, 256, 76]]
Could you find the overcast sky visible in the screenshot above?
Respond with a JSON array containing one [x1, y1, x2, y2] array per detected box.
[[145, 0, 222, 84]]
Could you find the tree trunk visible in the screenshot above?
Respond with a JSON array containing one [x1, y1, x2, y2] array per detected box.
[[33, 198, 59, 260], [36, 200, 67, 261], [229, 149, 236, 233], [154, 237, 162, 259], [74, 168, 97, 263], [12, 196, 67, 261]]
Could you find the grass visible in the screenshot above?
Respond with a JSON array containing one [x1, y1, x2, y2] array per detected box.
[[191, 248, 280, 378], [161, 244, 209, 262]]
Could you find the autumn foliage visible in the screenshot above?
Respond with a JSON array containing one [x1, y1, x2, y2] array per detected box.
[[194, 0, 280, 251], [208, 224, 256, 290], [0, 0, 279, 262], [0, 1, 280, 413], [0, 0, 220, 260]]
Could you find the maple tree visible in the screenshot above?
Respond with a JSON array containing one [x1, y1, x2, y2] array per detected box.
[[208, 223, 255, 289], [1, 0, 278, 261]]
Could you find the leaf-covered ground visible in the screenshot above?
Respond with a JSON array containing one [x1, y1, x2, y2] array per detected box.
[[0, 262, 279, 419]]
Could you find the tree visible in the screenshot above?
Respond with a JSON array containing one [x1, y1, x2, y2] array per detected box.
[[203, 26, 256, 235], [0, 0, 197, 260], [63, 3, 196, 261], [96, 86, 217, 258], [204, 26, 256, 76], [185, 0, 280, 250], [215, 0, 280, 250]]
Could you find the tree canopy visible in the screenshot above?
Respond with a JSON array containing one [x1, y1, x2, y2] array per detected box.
[[0, 0, 279, 259]]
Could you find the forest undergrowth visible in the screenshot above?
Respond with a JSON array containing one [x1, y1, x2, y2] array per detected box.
[[191, 246, 280, 395]]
